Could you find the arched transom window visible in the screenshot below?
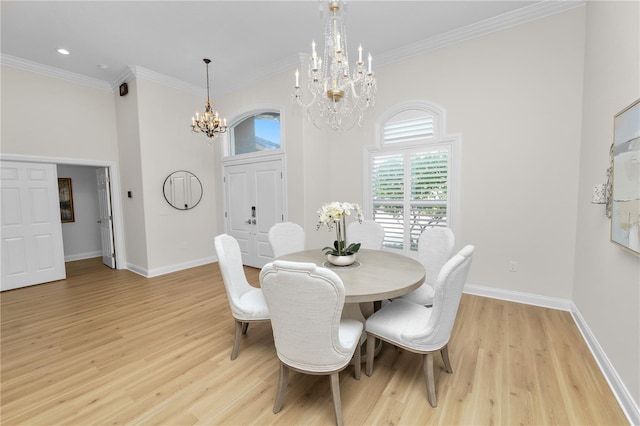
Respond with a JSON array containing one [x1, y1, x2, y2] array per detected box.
[[230, 112, 281, 156]]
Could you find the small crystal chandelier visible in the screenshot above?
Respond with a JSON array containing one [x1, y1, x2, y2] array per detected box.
[[191, 58, 227, 139], [293, 0, 377, 131]]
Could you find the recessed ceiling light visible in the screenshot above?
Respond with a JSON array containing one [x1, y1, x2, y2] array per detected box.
[[57, 48, 70, 55], [98, 64, 109, 69]]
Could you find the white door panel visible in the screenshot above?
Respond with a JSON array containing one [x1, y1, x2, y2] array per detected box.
[[224, 159, 284, 268], [96, 168, 116, 268], [254, 165, 281, 264], [226, 170, 252, 258], [1, 161, 66, 290]]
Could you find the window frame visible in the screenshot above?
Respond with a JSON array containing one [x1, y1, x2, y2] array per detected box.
[[365, 101, 459, 257], [221, 105, 285, 161]]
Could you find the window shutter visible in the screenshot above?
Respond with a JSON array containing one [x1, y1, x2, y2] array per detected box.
[[383, 116, 434, 144], [370, 148, 449, 252], [371, 154, 405, 249], [409, 150, 448, 250]]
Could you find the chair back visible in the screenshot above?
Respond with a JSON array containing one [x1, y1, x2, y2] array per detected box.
[[268, 222, 305, 258], [418, 227, 455, 285], [417, 245, 474, 348], [260, 260, 353, 372], [347, 220, 385, 250], [214, 234, 258, 318]]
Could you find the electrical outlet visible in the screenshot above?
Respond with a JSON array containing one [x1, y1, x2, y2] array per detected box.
[[509, 261, 518, 272]]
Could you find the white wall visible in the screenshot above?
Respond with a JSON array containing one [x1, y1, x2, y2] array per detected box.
[[114, 77, 147, 271], [134, 77, 218, 274], [574, 0, 640, 411], [57, 164, 102, 261], [1, 66, 119, 161]]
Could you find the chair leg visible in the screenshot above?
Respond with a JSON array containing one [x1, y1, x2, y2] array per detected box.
[[441, 344, 453, 374], [242, 322, 249, 334], [423, 353, 437, 407], [353, 339, 361, 380], [273, 362, 289, 414], [330, 372, 343, 426], [231, 320, 243, 360], [365, 334, 375, 377]]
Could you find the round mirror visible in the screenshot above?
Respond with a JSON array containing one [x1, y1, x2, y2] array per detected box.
[[163, 170, 203, 210]]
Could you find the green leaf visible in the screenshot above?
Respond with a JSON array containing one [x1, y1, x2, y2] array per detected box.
[[345, 243, 361, 254]]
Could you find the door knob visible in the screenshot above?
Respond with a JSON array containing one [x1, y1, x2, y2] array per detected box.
[[246, 219, 252, 224]]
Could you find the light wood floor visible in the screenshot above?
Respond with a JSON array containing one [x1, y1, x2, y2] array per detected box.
[[1, 257, 628, 425]]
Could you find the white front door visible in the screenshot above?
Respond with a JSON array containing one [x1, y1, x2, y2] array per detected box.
[[1, 161, 66, 291], [224, 159, 284, 268], [96, 167, 116, 268]]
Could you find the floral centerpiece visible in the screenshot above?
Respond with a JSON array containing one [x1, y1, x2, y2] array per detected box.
[[317, 202, 363, 265]]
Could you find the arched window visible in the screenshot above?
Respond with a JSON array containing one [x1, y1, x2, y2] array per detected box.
[[229, 111, 281, 156], [366, 102, 458, 254]]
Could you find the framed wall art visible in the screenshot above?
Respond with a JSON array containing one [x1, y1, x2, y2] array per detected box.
[[611, 98, 640, 255], [58, 177, 75, 223]]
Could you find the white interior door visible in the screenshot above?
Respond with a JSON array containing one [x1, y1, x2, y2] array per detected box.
[[1, 161, 66, 291], [224, 159, 284, 268], [225, 166, 253, 262], [253, 162, 284, 266], [96, 167, 116, 268]]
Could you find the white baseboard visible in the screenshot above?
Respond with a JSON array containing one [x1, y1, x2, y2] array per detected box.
[[463, 283, 574, 311], [64, 251, 102, 262], [125, 262, 148, 278], [464, 282, 639, 425], [126, 256, 218, 278], [570, 304, 640, 426]]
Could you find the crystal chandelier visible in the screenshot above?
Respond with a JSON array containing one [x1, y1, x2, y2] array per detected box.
[[191, 58, 227, 139], [293, 0, 377, 131]]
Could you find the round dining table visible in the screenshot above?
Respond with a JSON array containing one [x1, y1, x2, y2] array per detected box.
[[277, 248, 426, 304]]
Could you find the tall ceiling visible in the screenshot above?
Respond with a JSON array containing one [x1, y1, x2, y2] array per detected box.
[[2, 1, 568, 95]]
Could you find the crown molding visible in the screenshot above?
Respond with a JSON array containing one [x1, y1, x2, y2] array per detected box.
[[0, 54, 113, 92], [129, 66, 203, 97], [376, 0, 585, 67], [111, 67, 135, 89]]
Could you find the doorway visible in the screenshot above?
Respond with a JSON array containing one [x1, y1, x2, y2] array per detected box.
[[223, 158, 285, 268], [1, 154, 126, 288], [56, 164, 116, 268]]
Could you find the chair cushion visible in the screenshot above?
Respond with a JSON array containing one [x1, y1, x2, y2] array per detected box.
[[366, 299, 433, 348], [338, 318, 364, 350], [398, 282, 434, 306], [235, 288, 270, 320]]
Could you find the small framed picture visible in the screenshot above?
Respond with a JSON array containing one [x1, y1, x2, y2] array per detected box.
[[58, 177, 75, 223]]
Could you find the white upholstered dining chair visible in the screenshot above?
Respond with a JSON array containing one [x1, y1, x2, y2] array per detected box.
[[347, 219, 385, 250], [260, 260, 363, 426], [399, 226, 455, 307], [268, 222, 305, 258], [214, 234, 270, 360], [365, 245, 474, 407]]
